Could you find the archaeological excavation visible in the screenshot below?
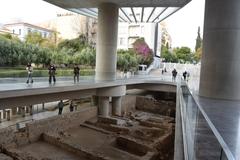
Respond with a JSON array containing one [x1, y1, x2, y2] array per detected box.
[[0, 90, 176, 160]]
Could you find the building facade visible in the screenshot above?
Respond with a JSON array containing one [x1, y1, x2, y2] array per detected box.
[[3, 23, 53, 41], [39, 13, 97, 46]]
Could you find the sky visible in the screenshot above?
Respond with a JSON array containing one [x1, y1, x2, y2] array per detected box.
[[0, 0, 205, 50], [164, 0, 205, 50]]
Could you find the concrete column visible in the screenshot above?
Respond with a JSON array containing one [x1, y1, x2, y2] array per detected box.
[[98, 97, 109, 117], [3, 109, 6, 119], [95, 3, 119, 81], [112, 97, 122, 116], [199, 0, 240, 100]]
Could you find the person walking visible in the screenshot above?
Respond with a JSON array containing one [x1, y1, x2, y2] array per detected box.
[[172, 69, 178, 81], [58, 100, 64, 115], [73, 64, 80, 83], [183, 71, 187, 81], [26, 63, 33, 83], [48, 64, 56, 83], [69, 101, 74, 112]]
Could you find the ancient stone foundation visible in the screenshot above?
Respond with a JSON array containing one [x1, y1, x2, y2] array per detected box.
[[0, 95, 175, 160]]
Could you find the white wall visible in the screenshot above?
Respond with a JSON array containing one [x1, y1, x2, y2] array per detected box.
[[117, 22, 160, 51]]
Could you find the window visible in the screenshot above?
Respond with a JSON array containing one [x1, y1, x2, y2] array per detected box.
[[19, 29, 21, 35]]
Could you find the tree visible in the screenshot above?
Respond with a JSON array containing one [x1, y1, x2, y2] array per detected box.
[[0, 33, 20, 42], [132, 38, 153, 66], [25, 32, 46, 46], [194, 47, 202, 62], [195, 26, 202, 52], [161, 45, 177, 63], [117, 50, 138, 71], [174, 47, 193, 63], [58, 34, 88, 53]]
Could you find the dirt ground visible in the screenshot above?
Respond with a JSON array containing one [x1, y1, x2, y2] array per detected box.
[[20, 141, 85, 160]]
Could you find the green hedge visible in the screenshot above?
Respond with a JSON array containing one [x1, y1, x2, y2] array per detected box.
[[0, 69, 95, 78]]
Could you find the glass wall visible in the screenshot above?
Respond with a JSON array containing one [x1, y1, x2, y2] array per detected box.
[[179, 85, 231, 160]]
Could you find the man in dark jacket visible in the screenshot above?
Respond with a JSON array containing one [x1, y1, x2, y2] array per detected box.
[[58, 100, 64, 115], [26, 63, 33, 83], [48, 64, 56, 83], [172, 69, 178, 81], [183, 71, 187, 81], [73, 64, 80, 83]]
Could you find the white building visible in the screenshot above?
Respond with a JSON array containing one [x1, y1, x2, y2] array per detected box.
[[0, 26, 16, 35], [3, 22, 54, 41], [117, 22, 161, 52]]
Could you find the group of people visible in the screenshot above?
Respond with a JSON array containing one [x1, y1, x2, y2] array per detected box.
[[57, 100, 75, 115], [26, 63, 80, 84], [171, 68, 190, 81]]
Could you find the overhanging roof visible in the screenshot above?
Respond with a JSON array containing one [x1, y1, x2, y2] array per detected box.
[[44, 0, 191, 23]]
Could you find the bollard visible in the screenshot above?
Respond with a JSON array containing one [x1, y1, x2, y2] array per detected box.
[[0, 111, 2, 123]]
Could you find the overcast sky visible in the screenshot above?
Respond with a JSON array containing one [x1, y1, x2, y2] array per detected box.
[[0, 0, 205, 50], [165, 0, 205, 50]]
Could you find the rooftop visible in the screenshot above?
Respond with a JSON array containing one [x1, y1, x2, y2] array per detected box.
[[4, 22, 54, 32], [43, 0, 191, 23]]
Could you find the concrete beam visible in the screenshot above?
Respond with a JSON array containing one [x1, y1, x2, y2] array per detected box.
[[0, 89, 96, 109]]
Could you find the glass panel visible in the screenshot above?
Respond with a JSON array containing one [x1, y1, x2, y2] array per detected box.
[[180, 86, 229, 159], [148, 7, 166, 22], [156, 7, 179, 22], [142, 7, 154, 22], [121, 7, 135, 22]]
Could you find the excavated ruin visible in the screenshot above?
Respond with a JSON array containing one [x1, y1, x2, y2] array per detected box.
[[0, 92, 176, 160]]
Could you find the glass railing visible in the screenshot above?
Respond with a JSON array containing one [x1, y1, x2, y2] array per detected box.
[[178, 84, 230, 160]]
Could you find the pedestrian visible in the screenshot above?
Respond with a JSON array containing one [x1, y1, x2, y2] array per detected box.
[[26, 63, 33, 84], [69, 101, 74, 112], [58, 100, 64, 115], [73, 64, 80, 83], [48, 64, 56, 83], [172, 69, 178, 81], [183, 71, 187, 81]]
